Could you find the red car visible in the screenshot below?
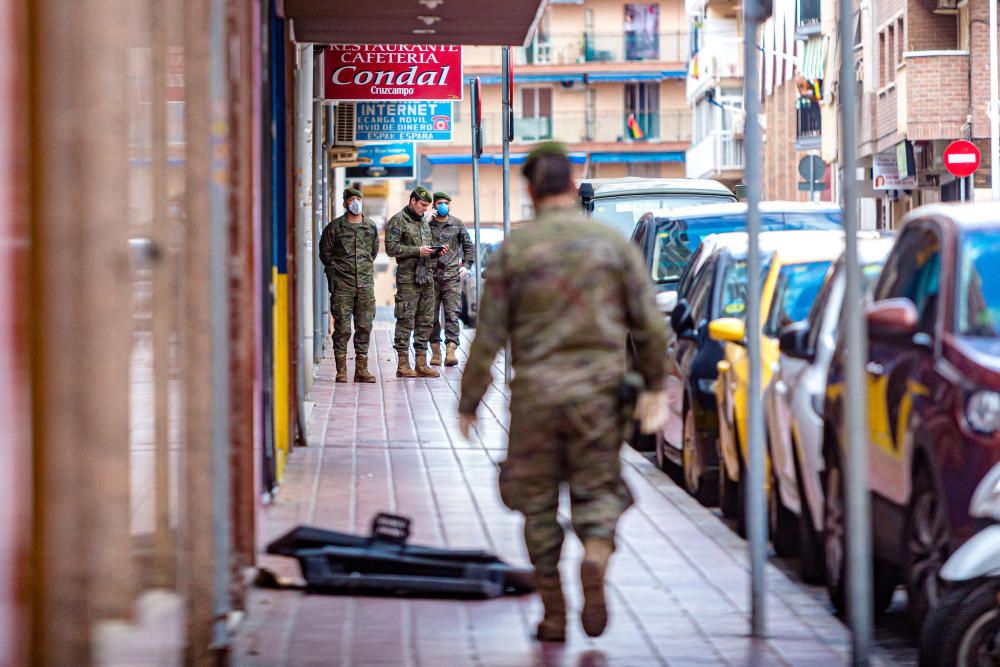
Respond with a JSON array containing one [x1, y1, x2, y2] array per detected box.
[[823, 203, 1000, 625]]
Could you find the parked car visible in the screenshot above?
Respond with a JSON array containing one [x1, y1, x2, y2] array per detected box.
[[632, 201, 842, 316], [459, 227, 506, 327], [822, 203, 1000, 625], [658, 232, 758, 504], [579, 177, 736, 239], [763, 236, 893, 579], [711, 230, 845, 532]]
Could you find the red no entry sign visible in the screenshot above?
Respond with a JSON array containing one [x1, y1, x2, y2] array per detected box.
[[943, 140, 981, 178]]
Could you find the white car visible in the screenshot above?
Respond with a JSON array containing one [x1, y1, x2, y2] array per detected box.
[[763, 235, 893, 582], [459, 227, 506, 327]]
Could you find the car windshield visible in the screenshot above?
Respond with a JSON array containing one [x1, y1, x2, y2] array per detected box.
[[957, 230, 1000, 337], [650, 211, 843, 284], [764, 261, 833, 336], [717, 258, 772, 320], [591, 194, 731, 237]]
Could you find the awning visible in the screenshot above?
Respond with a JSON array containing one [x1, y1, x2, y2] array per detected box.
[[586, 70, 686, 82], [589, 151, 685, 164], [799, 35, 828, 81], [468, 73, 585, 85], [425, 152, 588, 165], [467, 70, 686, 85]]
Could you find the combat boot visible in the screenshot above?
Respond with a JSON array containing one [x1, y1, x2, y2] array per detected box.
[[354, 355, 376, 383], [580, 538, 614, 637], [414, 351, 440, 378], [335, 354, 348, 383], [444, 342, 459, 367], [535, 575, 566, 642], [430, 344, 442, 366], [396, 355, 417, 378]]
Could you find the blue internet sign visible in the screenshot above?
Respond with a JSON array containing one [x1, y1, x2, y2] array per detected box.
[[354, 101, 453, 143]]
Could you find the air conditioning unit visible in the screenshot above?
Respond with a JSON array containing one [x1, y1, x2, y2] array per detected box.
[[934, 0, 958, 14], [333, 103, 356, 146]]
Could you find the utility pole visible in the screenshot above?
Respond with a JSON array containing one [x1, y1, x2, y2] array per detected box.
[[501, 46, 512, 383]]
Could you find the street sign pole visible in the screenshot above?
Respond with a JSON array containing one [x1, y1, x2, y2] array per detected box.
[[840, 0, 873, 658], [501, 46, 512, 384], [990, 0, 999, 199], [470, 78, 482, 321], [743, 0, 767, 638]]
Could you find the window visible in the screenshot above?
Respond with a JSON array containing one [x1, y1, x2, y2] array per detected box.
[[625, 82, 660, 140], [875, 227, 942, 334], [763, 261, 833, 337], [957, 230, 1000, 336], [624, 4, 660, 61], [687, 259, 716, 324], [896, 17, 904, 65], [519, 88, 552, 141]]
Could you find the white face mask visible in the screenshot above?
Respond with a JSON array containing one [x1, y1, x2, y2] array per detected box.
[[348, 200, 362, 216]]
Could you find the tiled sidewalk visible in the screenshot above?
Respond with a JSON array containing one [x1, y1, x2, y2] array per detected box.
[[235, 321, 879, 667]]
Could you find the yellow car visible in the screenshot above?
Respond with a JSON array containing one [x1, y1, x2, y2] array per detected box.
[[710, 230, 845, 534]]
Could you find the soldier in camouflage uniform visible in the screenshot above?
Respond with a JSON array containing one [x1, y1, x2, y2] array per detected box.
[[318, 188, 379, 383], [458, 143, 668, 643], [428, 192, 474, 367], [385, 186, 446, 378]]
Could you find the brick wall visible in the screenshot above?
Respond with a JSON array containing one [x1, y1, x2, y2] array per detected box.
[[904, 53, 970, 140], [876, 85, 900, 148], [762, 79, 805, 201], [969, 0, 991, 138], [907, 0, 957, 50]]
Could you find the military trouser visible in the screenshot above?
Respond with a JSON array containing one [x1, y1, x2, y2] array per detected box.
[[498, 387, 633, 579], [393, 281, 435, 353], [330, 285, 376, 356], [431, 274, 462, 346]]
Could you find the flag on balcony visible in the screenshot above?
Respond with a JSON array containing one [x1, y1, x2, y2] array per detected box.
[[627, 113, 645, 140]]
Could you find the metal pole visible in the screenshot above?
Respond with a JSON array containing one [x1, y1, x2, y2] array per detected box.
[[990, 0, 999, 199], [840, 0, 873, 658], [313, 49, 325, 362], [961, 175, 967, 202], [742, 1, 767, 638], [501, 46, 512, 383], [471, 79, 482, 317], [294, 44, 313, 400]]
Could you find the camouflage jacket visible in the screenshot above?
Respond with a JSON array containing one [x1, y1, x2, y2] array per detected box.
[[385, 206, 434, 285], [318, 214, 379, 290], [429, 215, 475, 281], [459, 205, 667, 414]]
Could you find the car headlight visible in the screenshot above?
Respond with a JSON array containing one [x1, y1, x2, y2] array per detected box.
[[697, 379, 717, 394], [967, 390, 1000, 434]]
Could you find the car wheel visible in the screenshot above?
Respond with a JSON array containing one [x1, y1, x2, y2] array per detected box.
[[905, 465, 949, 627], [823, 440, 897, 617], [793, 443, 824, 584], [920, 579, 1000, 667], [768, 466, 799, 558], [683, 405, 719, 507], [719, 448, 739, 519]]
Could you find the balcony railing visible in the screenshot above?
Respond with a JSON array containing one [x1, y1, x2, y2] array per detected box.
[[687, 39, 744, 100], [464, 32, 689, 67], [795, 98, 822, 148], [452, 110, 692, 146], [685, 130, 745, 179]]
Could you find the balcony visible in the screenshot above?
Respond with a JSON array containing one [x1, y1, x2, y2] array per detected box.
[[452, 110, 692, 147], [687, 36, 744, 101], [795, 0, 821, 38], [898, 51, 970, 144], [465, 32, 688, 67], [685, 130, 745, 180], [795, 98, 822, 150]]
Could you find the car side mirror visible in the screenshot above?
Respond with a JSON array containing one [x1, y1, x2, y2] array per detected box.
[[656, 291, 678, 316], [670, 299, 693, 334], [709, 317, 746, 344], [778, 321, 812, 360], [866, 298, 918, 340]]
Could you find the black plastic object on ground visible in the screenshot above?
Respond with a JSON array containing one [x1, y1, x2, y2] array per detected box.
[[264, 513, 536, 599]]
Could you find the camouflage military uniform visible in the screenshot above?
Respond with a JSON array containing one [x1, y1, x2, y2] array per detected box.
[[319, 213, 379, 356], [385, 206, 436, 354], [430, 214, 474, 346], [458, 206, 667, 580]]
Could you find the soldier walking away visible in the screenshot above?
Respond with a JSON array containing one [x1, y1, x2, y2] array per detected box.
[[318, 188, 379, 383], [457, 143, 668, 643], [428, 191, 474, 367], [385, 186, 448, 379]]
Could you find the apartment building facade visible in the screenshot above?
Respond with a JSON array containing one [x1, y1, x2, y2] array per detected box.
[[418, 0, 693, 225]]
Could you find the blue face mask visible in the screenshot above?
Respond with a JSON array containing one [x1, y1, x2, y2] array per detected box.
[[436, 203, 449, 217]]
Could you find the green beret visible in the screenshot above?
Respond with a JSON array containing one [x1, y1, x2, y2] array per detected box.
[[343, 187, 362, 200], [411, 186, 432, 203], [432, 191, 452, 202], [525, 141, 569, 164]]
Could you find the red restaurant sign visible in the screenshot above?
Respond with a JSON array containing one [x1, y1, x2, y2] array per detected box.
[[324, 45, 463, 102]]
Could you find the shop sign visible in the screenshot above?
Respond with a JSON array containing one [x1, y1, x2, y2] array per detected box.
[[324, 45, 463, 102], [345, 142, 415, 180], [353, 101, 453, 143], [873, 152, 917, 191]]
